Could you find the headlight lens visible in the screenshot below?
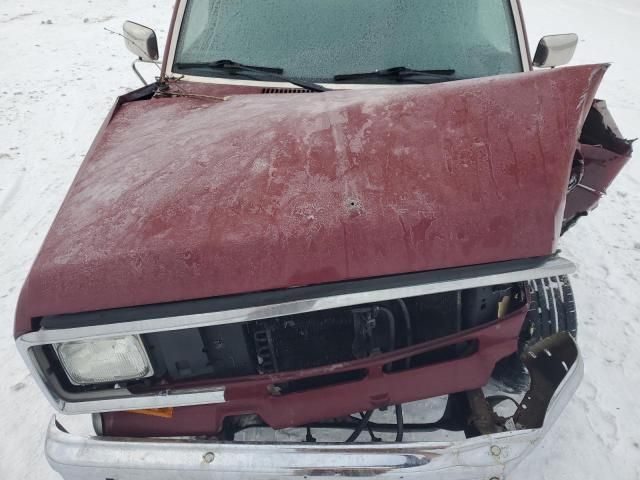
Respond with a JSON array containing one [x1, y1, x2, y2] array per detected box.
[[54, 335, 153, 386]]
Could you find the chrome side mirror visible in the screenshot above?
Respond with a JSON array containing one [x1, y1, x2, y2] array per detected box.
[[123, 21, 159, 62], [533, 34, 579, 68]]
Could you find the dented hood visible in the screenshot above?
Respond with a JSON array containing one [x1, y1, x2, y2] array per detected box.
[[15, 64, 607, 335]]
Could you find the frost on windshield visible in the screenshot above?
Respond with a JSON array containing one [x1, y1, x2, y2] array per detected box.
[[175, 0, 522, 81]]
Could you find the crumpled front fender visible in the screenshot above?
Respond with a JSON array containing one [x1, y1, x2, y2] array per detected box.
[[564, 99, 634, 231]]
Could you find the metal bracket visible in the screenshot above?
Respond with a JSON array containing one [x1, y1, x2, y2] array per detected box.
[[514, 332, 579, 429], [131, 58, 162, 86]]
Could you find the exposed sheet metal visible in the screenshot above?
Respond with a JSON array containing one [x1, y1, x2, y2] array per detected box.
[[564, 99, 634, 231]]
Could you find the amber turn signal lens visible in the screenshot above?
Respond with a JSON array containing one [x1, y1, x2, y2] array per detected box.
[[126, 407, 174, 419]]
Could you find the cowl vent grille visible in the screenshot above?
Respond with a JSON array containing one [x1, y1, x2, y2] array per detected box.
[[261, 87, 313, 94]]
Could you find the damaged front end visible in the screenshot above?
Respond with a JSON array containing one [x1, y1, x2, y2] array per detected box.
[[28, 256, 582, 480], [564, 100, 634, 232], [15, 62, 632, 480], [46, 332, 582, 480]]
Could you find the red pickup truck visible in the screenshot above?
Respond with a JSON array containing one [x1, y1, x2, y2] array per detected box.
[[16, 1, 632, 479]]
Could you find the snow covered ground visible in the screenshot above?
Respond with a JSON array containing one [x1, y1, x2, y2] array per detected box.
[[0, 0, 638, 478]]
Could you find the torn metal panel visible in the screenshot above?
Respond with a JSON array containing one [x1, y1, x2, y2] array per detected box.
[[564, 99, 634, 232], [514, 332, 578, 429]]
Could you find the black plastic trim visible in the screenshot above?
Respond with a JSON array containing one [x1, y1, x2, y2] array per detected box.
[[39, 256, 553, 331]]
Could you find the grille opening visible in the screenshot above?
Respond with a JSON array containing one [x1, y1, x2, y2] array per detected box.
[[389, 340, 478, 373], [269, 340, 477, 395], [49, 283, 524, 395], [271, 369, 368, 395], [261, 87, 314, 94]]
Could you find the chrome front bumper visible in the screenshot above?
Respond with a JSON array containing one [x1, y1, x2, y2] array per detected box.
[[45, 343, 583, 480]]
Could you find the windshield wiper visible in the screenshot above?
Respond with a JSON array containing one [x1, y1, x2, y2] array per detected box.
[[174, 59, 329, 92], [334, 67, 458, 83]]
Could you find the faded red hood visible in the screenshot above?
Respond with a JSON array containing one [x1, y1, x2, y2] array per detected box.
[[15, 64, 607, 335]]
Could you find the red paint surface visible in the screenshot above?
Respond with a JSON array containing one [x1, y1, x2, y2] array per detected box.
[[103, 308, 526, 436], [15, 65, 607, 336]]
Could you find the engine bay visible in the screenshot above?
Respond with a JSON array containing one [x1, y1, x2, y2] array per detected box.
[[142, 283, 525, 389]]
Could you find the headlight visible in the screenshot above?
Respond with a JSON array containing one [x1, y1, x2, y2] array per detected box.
[[54, 335, 153, 386]]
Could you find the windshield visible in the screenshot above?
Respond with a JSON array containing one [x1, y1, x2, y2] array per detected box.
[[174, 0, 523, 83]]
